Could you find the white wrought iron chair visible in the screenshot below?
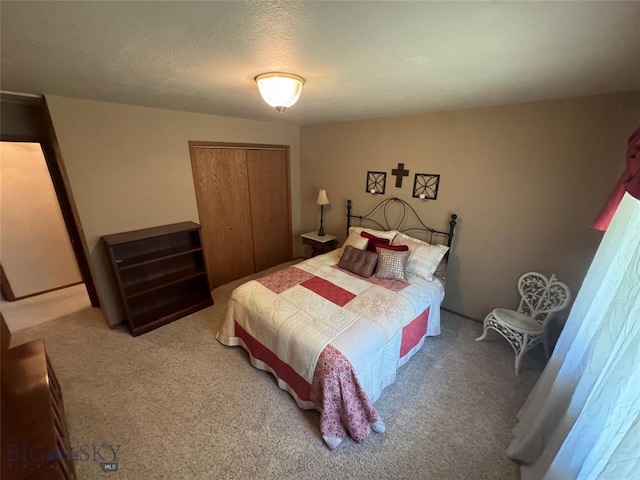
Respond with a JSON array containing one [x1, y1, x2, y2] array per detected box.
[[475, 272, 571, 374]]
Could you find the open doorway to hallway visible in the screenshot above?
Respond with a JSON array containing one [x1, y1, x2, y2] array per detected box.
[[0, 141, 91, 333]]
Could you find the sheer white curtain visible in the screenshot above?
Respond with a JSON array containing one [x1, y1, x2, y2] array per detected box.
[[507, 192, 640, 480]]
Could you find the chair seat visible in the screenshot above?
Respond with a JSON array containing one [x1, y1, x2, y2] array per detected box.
[[492, 308, 543, 334]]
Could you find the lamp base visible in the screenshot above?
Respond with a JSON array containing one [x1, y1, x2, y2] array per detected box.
[[318, 204, 326, 236]]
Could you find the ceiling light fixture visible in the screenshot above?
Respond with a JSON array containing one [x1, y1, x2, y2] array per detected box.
[[255, 72, 305, 113]]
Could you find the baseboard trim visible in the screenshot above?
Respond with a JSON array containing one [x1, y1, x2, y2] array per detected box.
[[3, 281, 85, 302], [442, 307, 482, 323]]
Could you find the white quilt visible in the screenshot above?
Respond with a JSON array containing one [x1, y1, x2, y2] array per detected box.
[[218, 251, 444, 398]]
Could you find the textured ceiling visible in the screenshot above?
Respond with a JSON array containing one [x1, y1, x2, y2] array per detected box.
[[1, 1, 639, 125]]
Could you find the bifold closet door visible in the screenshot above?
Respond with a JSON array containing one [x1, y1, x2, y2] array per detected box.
[[246, 149, 292, 272], [191, 148, 255, 287]]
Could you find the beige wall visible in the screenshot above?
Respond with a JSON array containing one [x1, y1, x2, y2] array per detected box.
[[46, 96, 300, 326], [0, 142, 82, 297], [300, 93, 640, 321]]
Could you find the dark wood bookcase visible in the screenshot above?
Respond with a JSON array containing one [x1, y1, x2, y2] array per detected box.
[[103, 222, 213, 336]]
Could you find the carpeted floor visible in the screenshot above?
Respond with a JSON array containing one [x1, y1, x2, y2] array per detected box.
[[2, 283, 91, 331], [10, 264, 542, 480]]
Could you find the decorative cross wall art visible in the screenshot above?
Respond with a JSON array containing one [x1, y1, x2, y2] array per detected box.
[[412, 173, 441, 200], [366, 171, 386, 194], [391, 163, 410, 188]]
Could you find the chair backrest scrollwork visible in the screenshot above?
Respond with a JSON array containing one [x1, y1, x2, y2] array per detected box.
[[517, 272, 571, 326]]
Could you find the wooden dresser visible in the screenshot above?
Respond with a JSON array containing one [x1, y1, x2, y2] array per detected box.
[[1, 339, 76, 480]]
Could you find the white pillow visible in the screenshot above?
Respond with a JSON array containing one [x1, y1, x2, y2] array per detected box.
[[409, 243, 449, 281], [391, 231, 448, 280], [338, 231, 369, 258], [390, 231, 428, 253], [348, 226, 396, 242]]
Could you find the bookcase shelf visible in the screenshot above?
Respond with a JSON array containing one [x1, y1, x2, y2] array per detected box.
[[124, 267, 206, 299], [103, 222, 213, 336], [117, 244, 202, 270]]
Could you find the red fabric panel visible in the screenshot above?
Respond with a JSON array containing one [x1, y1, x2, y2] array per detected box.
[[257, 266, 314, 294], [310, 345, 380, 443], [301, 276, 356, 307], [400, 307, 430, 357], [592, 124, 640, 231], [234, 322, 311, 401]]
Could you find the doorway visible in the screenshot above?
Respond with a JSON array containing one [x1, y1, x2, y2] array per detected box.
[[0, 93, 99, 334], [1, 142, 91, 331]]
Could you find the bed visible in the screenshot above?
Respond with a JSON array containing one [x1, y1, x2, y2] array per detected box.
[[217, 197, 458, 448]]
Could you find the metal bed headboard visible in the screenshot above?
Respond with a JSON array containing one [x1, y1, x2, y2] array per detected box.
[[346, 197, 458, 250]]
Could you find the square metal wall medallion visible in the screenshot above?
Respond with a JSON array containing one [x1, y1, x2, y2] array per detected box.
[[366, 171, 386, 194], [412, 174, 440, 200]]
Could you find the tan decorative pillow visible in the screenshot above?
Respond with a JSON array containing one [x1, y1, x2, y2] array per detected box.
[[434, 257, 448, 283], [374, 247, 409, 281], [338, 245, 378, 278], [338, 231, 369, 258]]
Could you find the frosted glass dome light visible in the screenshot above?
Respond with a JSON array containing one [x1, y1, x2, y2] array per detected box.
[[255, 72, 305, 113]]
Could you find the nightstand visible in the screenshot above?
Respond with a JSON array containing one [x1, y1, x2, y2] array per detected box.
[[301, 232, 338, 257]]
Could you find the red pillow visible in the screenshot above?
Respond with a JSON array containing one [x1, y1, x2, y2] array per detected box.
[[360, 231, 391, 253], [375, 243, 409, 252]]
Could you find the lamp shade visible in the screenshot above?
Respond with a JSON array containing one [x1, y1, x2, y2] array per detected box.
[[316, 188, 329, 205], [255, 72, 305, 113]]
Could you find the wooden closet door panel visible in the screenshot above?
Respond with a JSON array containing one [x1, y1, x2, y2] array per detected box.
[[191, 148, 255, 287], [246, 149, 292, 272]]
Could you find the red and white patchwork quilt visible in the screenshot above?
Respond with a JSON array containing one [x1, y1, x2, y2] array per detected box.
[[216, 250, 444, 448]]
